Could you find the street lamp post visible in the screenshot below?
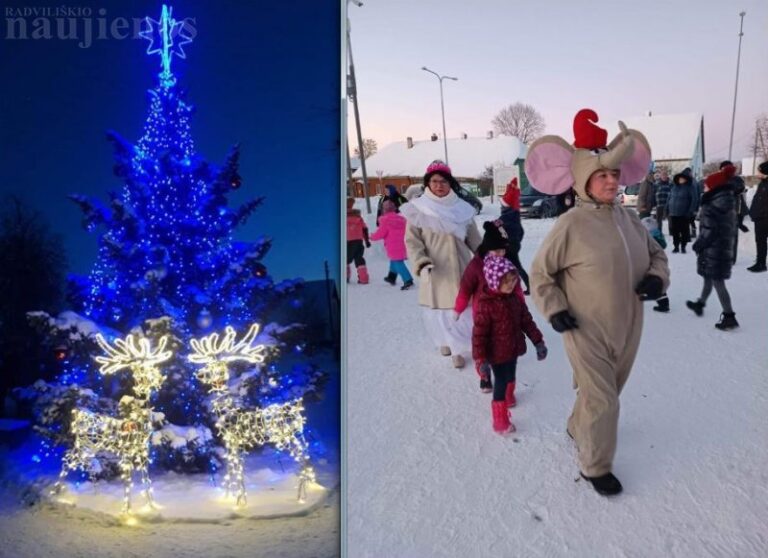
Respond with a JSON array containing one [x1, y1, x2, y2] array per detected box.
[[347, 1, 372, 214], [728, 11, 746, 161], [421, 66, 457, 166]]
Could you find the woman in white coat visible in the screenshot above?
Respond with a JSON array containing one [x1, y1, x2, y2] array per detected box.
[[401, 161, 482, 368]]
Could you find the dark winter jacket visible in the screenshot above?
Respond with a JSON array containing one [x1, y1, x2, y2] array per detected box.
[[654, 180, 672, 209], [749, 178, 768, 222], [666, 174, 698, 217], [681, 168, 703, 213], [375, 188, 408, 224], [692, 183, 737, 280], [637, 177, 656, 214], [498, 206, 524, 247], [472, 287, 543, 365], [731, 175, 748, 221]]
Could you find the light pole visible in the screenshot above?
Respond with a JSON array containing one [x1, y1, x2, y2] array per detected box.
[[421, 66, 457, 166], [728, 11, 746, 161]]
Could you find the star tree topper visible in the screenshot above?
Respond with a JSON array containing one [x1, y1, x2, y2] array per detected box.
[[139, 4, 194, 87]]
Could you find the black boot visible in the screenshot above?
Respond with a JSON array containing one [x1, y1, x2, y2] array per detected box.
[[686, 300, 705, 316], [384, 272, 397, 285], [681, 244, 687, 254], [581, 472, 623, 496], [400, 280, 414, 291], [672, 244, 680, 253], [747, 263, 767, 272], [653, 296, 670, 313], [715, 312, 739, 330]]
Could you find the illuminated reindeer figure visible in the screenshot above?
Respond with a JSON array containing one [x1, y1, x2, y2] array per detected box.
[[51, 333, 172, 514], [188, 323, 316, 507]]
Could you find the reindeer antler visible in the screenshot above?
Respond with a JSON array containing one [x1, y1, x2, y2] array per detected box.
[[94, 334, 173, 375], [188, 323, 266, 366]]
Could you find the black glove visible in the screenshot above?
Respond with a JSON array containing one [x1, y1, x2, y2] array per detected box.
[[365, 241, 371, 248], [550, 310, 578, 333], [635, 274, 664, 301]]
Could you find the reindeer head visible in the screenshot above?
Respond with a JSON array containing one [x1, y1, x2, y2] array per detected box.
[[94, 334, 173, 399], [188, 324, 266, 392]]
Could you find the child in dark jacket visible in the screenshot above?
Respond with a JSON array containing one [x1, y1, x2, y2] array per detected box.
[[472, 255, 547, 434], [346, 197, 370, 284], [455, 220, 524, 393]]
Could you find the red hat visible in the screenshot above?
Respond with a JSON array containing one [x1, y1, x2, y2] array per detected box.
[[704, 164, 736, 190], [573, 108, 608, 150], [500, 178, 520, 209]]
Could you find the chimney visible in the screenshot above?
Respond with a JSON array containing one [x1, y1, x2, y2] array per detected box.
[[406, 136, 413, 149], [487, 130, 494, 139], [430, 133, 438, 142], [461, 132, 468, 140]]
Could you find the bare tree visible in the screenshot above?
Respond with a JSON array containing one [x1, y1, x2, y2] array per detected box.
[[491, 102, 545, 144], [353, 138, 378, 160]]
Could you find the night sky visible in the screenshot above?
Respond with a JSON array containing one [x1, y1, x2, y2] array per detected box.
[[0, 0, 341, 285]]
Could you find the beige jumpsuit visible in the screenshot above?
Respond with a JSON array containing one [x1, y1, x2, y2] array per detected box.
[[531, 200, 669, 476]]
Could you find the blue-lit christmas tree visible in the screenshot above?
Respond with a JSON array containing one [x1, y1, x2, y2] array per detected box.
[[21, 5, 324, 477]]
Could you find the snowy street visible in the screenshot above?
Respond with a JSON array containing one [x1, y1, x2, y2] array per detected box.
[[348, 198, 768, 557]]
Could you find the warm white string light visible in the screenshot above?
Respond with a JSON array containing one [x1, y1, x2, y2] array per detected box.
[[189, 324, 316, 506], [51, 334, 172, 515]]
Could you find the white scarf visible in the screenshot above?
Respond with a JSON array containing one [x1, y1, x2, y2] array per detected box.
[[400, 187, 476, 240]]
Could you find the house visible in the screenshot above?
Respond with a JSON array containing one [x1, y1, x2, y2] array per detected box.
[[349, 133, 527, 197], [606, 112, 705, 179]]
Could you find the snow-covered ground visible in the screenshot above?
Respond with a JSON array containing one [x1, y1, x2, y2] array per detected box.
[[0, 351, 340, 557], [348, 197, 768, 557]]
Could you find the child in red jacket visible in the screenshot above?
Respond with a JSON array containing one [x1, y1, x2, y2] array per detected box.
[[455, 220, 524, 393], [472, 255, 547, 435], [347, 197, 370, 284]]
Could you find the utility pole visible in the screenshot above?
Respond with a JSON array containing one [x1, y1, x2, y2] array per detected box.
[[346, 14, 371, 214], [728, 11, 746, 161]]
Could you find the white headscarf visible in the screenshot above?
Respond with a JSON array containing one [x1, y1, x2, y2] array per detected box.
[[400, 187, 476, 240]]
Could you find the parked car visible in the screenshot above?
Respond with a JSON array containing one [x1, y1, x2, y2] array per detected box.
[[616, 184, 640, 207], [455, 183, 483, 214], [520, 184, 572, 218]]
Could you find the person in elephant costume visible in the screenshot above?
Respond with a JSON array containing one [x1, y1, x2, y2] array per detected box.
[[525, 109, 670, 496]]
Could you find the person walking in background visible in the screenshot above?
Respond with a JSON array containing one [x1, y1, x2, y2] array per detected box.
[[375, 184, 408, 225], [637, 170, 657, 219], [472, 255, 546, 435], [687, 164, 740, 330], [497, 178, 531, 294], [666, 172, 698, 253], [401, 161, 482, 369], [747, 160, 768, 272], [454, 220, 523, 392], [654, 169, 672, 234], [346, 197, 371, 284], [682, 167, 701, 238], [371, 200, 414, 290], [526, 109, 669, 496]]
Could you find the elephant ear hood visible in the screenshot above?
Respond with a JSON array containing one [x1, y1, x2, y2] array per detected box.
[[525, 108, 652, 200]]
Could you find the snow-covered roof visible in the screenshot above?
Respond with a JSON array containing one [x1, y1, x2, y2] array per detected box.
[[606, 113, 703, 162], [353, 135, 527, 179]]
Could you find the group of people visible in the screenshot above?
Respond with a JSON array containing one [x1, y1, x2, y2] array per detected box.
[[347, 107, 768, 499]]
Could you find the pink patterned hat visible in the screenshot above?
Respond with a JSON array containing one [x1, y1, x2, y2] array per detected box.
[[483, 255, 517, 292], [425, 160, 452, 175]]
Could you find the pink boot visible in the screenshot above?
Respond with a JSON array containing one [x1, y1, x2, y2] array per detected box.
[[358, 265, 370, 284], [505, 382, 516, 408], [492, 400, 515, 434]]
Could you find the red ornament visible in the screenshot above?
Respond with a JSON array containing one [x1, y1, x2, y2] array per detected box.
[[53, 347, 68, 361], [230, 174, 242, 189]]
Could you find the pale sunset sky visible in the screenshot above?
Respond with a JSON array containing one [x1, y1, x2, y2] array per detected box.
[[346, 0, 768, 162]]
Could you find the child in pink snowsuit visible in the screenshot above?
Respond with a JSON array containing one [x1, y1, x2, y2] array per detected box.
[[370, 200, 414, 290], [454, 220, 524, 392], [347, 197, 370, 284]]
